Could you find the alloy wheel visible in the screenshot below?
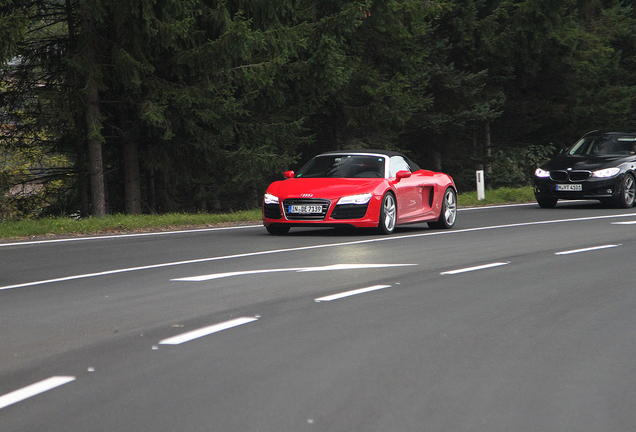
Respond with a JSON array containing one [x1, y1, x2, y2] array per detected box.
[[378, 193, 396, 234], [443, 189, 457, 226], [624, 174, 635, 207]]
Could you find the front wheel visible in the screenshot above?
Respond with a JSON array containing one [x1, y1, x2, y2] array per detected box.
[[428, 187, 457, 229], [615, 173, 635, 208], [377, 192, 397, 235]]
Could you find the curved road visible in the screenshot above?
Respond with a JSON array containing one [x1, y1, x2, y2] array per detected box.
[[1, 201, 636, 431]]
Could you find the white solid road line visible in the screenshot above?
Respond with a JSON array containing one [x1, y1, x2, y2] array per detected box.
[[172, 263, 416, 282], [0, 376, 76, 410], [555, 244, 621, 255], [0, 203, 541, 248], [612, 221, 636, 225], [0, 225, 260, 247], [2, 212, 635, 292], [314, 285, 391, 302], [159, 317, 258, 345], [441, 262, 510, 275]]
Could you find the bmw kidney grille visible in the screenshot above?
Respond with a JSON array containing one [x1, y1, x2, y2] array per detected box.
[[550, 170, 591, 182]]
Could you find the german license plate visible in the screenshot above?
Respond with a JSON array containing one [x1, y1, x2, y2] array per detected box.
[[556, 184, 582, 191], [289, 205, 322, 213]]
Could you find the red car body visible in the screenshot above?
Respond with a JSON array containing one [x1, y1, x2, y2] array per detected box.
[[262, 150, 457, 234]]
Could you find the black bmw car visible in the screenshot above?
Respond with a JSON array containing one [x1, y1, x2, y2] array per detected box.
[[534, 130, 636, 208]]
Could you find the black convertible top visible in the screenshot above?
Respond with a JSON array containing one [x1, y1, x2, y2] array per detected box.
[[318, 149, 421, 171]]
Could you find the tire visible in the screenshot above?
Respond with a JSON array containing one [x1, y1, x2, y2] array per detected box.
[[266, 224, 290, 235], [377, 192, 397, 235], [536, 196, 558, 208], [615, 173, 635, 208], [428, 187, 457, 229]]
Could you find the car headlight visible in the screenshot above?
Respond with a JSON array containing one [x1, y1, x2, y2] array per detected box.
[[264, 193, 279, 205], [535, 168, 550, 178], [592, 167, 620, 178], [338, 193, 373, 205]]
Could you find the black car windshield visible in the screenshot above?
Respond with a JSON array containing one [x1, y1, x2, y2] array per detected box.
[[569, 135, 636, 156], [295, 155, 385, 178]]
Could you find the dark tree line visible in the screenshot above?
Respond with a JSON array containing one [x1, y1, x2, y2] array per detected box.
[[2, 0, 636, 218]]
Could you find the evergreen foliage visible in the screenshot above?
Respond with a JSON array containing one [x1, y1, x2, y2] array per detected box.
[[2, 0, 636, 217]]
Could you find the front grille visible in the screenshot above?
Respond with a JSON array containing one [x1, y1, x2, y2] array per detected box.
[[282, 198, 330, 220], [331, 203, 369, 219], [569, 170, 591, 181], [550, 171, 568, 182], [263, 203, 282, 219], [549, 170, 591, 182]]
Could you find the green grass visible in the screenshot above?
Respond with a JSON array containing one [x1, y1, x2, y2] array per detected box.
[[458, 185, 535, 207], [0, 209, 262, 240], [0, 186, 536, 240]]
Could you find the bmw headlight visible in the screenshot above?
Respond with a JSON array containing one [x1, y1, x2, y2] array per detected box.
[[264, 193, 279, 205], [535, 168, 550, 178], [592, 167, 620, 178], [338, 193, 373, 205]]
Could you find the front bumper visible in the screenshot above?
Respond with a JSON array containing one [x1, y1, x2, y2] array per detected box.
[[533, 175, 623, 200], [262, 196, 382, 228]]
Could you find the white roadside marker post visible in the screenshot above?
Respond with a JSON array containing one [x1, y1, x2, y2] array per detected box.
[[476, 164, 485, 201]]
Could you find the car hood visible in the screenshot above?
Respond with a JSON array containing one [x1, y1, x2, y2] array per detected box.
[[540, 155, 632, 171], [266, 177, 385, 199]]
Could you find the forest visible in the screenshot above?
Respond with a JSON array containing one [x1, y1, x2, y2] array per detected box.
[[1, 0, 635, 218]]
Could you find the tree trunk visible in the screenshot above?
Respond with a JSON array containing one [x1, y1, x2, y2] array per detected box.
[[123, 140, 141, 215], [431, 148, 442, 172], [484, 120, 492, 189], [86, 84, 106, 217], [80, 1, 106, 217], [121, 117, 141, 215], [148, 167, 156, 213], [78, 157, 90, 217]]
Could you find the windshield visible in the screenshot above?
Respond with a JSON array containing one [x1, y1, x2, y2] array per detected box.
[[295, 155, 385, 178], [569, 135, 636, 156]]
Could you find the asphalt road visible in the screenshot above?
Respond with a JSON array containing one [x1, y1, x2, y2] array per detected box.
[[1, 201, 636, 431]]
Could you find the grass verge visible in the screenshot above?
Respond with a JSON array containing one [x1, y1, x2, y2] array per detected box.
[[0, 186, 535, 240], [458, 185, 535, 207], [0, 210, 262, 240]]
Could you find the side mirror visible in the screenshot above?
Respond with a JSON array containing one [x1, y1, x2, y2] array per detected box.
[[395, 170, 411, 182], [283, 171, 295, 179]]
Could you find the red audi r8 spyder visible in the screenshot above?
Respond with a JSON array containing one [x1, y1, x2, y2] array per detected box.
[[262, 150, 457, 235]]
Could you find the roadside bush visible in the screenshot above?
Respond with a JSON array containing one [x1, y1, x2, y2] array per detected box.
[[487, 144, 556, 189]]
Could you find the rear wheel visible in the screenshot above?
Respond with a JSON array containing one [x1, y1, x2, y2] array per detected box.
[[536, 196, 558, 208], [428, 187, 457, 229], [615, 173, 635, 208], [377, 192, 396, 235], [266, 224, 290, 235]]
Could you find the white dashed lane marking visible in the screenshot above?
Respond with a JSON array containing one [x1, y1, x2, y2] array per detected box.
[[314, 285, 391, 302], [0, 376, 76, 410], [555, 244, 621, 255], [440, 262, 510, 275], [159, 317, 258, 345]]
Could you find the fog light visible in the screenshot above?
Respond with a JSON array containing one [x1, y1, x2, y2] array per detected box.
[[607, 189, 613, 194]]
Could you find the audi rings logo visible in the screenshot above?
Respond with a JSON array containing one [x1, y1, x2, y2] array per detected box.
[[301, 193, 313, 197]]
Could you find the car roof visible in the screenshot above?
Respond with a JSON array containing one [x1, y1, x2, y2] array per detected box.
[[583, 130, 636, 137]]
